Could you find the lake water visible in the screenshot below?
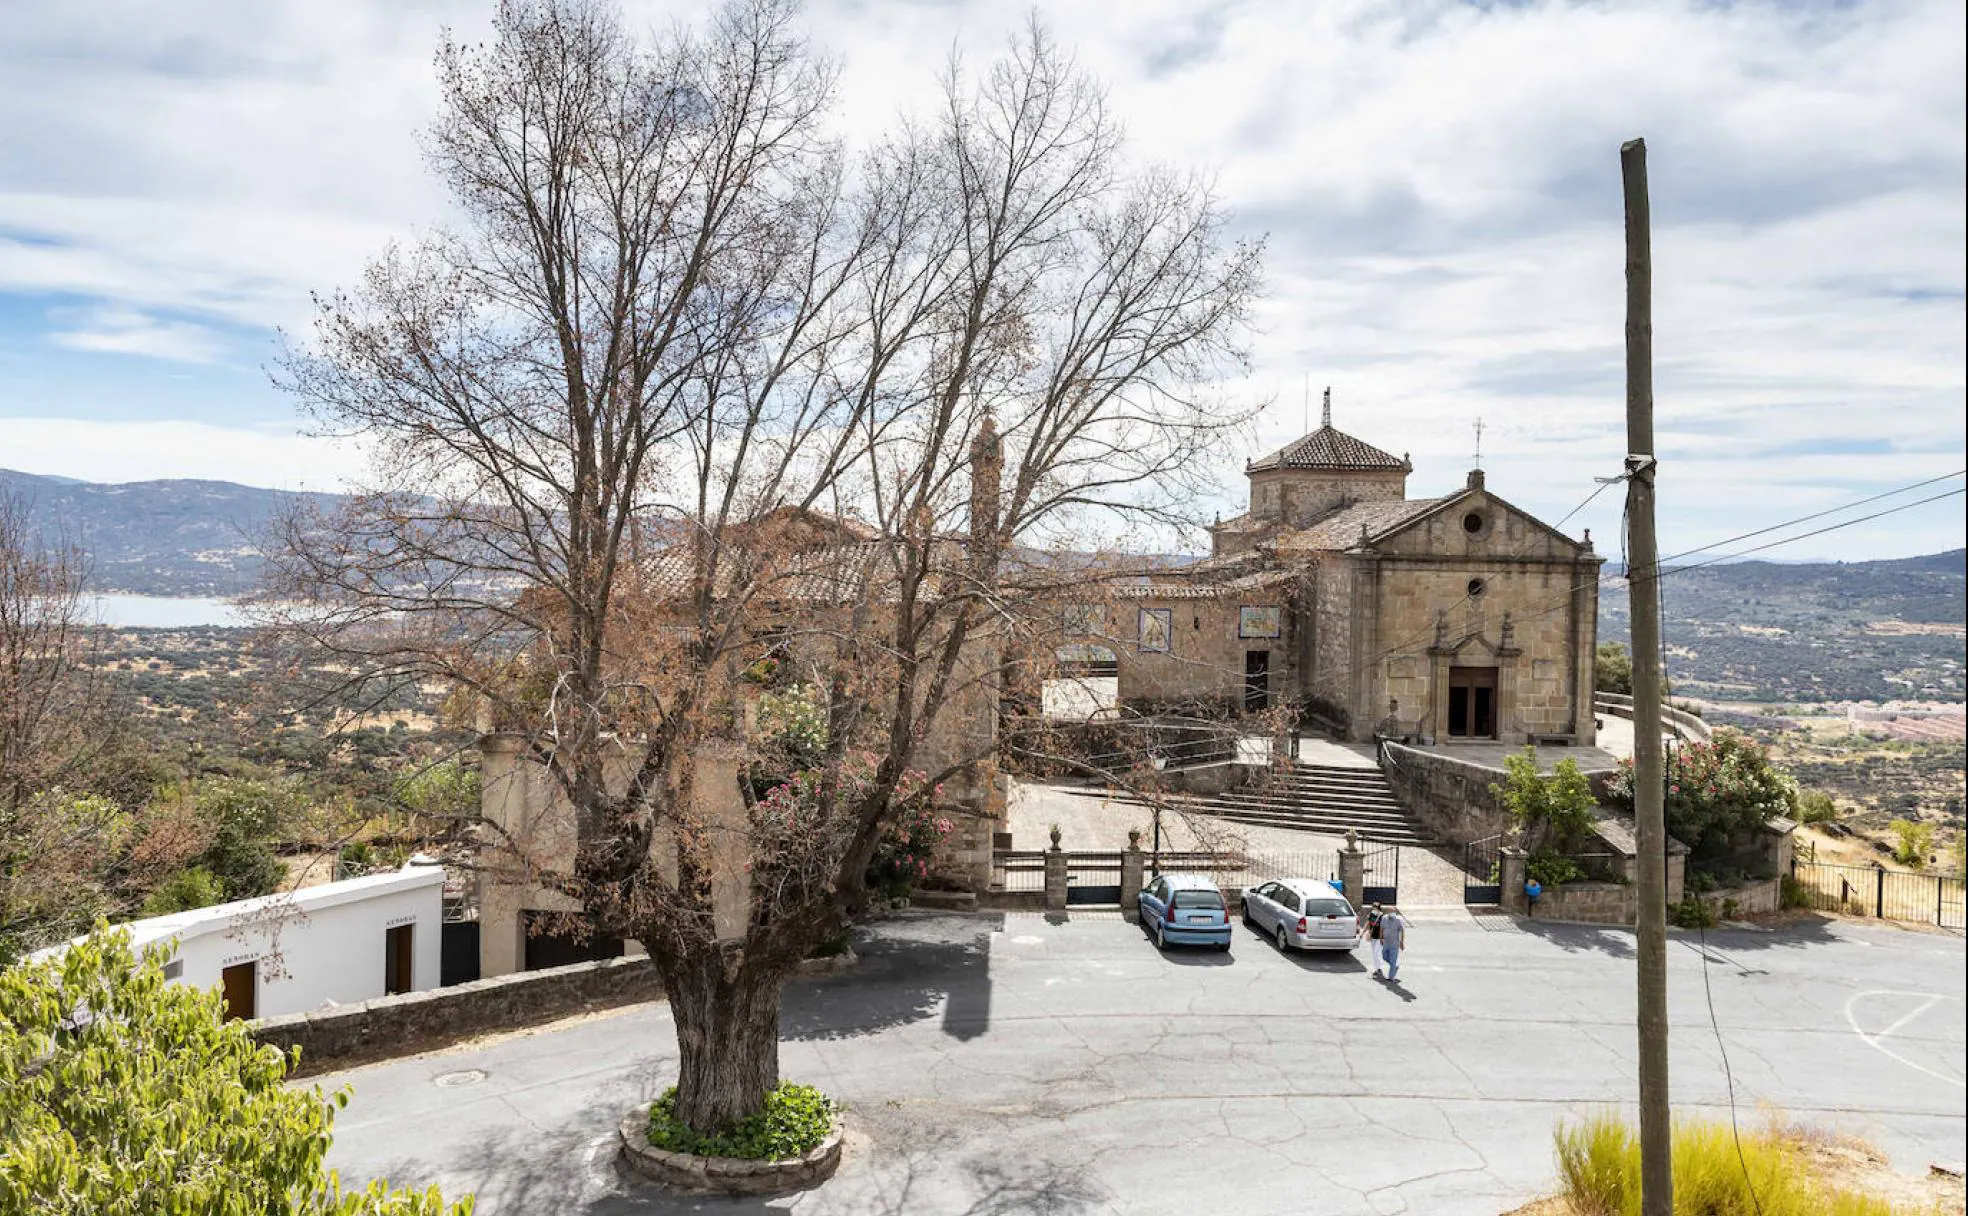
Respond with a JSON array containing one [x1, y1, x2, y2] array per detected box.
[[89, 594, 250, 629]]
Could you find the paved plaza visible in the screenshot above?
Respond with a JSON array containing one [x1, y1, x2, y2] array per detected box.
[[321, 910, 1966, 1215]]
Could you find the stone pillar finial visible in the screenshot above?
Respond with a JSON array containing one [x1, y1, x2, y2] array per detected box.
[[1500, 611, 1515, 649], [1434, 610, 1448, 649]]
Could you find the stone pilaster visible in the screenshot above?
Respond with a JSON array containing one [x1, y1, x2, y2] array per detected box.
[[1043, 846, 1069, 912], [1120, 844, 1146, 921]]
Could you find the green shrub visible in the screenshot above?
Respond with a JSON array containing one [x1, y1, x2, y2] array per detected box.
[[1888, 819, 1934, 870], [1672, 897, 1717, 929], [1527, 848, 1586, 889], [1492, 748, 1599, 853], [1606, 730, 1800, 859], [1594, 642, 1633, 697], [1779, 874, 1811, 911], [1796, 790, 1839, 825], [1553, 1112, 1911, 1215], [141, 866, 225, 915], [645, 1082, 836, 1161], [0, 929, 471, 1214]]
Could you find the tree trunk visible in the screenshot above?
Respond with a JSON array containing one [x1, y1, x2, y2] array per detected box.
[[667, 955, 784, 1131]]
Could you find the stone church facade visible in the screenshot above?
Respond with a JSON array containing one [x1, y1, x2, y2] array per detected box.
[[1062, 405, 1603, 746]]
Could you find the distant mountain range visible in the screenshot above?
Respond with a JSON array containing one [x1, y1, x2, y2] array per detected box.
[[1601, 549, 1965, 703], [4, 468, 1964, 702], [0, 468, 342, 596]]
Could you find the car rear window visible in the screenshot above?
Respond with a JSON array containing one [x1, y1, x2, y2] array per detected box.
[[1304, 898, 1352, 917], [1172, 890, 1223, 910]]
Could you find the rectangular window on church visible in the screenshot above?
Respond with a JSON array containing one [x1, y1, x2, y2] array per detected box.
[[1138, 608, 1172, 653], [1238, 606, 1280, 639]]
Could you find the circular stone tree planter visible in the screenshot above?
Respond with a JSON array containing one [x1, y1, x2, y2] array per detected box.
[[617, 1104, 845, 1197]]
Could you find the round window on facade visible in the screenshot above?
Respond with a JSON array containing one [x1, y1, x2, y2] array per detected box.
[[1467, 577, 1486, 598], [1462, 511, 1485, 535]]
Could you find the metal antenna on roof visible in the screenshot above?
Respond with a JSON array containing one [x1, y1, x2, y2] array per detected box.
[[1322, 386, 1332, 429], [1473, 416, 1485, 470], [1302, 375, 1310, 433]]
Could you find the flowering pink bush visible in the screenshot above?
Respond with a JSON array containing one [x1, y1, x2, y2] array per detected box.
[[749, 750, 948, 898], [1605, 729, 1798, 859]]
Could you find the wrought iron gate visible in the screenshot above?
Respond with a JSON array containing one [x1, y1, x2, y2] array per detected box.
[[1361, 844, 1399, 905], [1067, 851, 1123, 905], [1463, 835, 1502, 905]]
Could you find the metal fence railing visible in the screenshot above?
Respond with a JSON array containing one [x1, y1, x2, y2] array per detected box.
[[1791, 859, 1965, 930], [992, 850, 1049, 893]]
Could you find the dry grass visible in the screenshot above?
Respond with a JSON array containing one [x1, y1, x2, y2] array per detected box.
[[1501, 1113, 1964, 1216]]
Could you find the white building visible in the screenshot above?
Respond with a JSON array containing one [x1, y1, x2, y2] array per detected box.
[[40, 865, 446, 1020]]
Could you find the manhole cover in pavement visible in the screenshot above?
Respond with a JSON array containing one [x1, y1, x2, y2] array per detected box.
[[433, 1069, 487, 1088]]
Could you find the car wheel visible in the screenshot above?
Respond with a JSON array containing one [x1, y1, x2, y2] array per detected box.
[[1155, 921, 1168, 951], [1242, 901, 1253, 927], [1276, 924, 1290, 952]]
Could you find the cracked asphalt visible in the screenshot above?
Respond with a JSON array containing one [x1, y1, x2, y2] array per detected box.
[[320, 909, 1966, 1215]]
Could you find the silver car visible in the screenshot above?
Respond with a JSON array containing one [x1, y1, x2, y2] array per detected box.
[[1241, 880, 1361, 952]]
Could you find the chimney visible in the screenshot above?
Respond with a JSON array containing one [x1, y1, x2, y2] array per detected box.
[[1466, 468, 1485, 491], [1321, 386, 1332, 429], [969, 411, 1001, 548]]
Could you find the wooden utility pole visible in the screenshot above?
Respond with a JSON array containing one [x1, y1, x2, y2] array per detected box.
[[1622, 136, 1673, 1215]]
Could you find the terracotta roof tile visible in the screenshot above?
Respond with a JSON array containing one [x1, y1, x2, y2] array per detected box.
[[1248, 426, 1409, 472], [1275, 497, 1445, 551]]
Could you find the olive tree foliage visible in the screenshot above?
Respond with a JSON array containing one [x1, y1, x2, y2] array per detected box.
[[0, 930, 469, 1215], [264, 0, 1260, 1130]]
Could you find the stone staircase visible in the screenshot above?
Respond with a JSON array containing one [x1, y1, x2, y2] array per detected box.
[[1096, 761, 1434, 846]]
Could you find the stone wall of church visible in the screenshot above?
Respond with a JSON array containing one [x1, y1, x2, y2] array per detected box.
[[1358, 557, 1599, 744], [1306, 558, 1357, 721], [1248, 467, 1406, 527], [1052, 595, 1297, 713]]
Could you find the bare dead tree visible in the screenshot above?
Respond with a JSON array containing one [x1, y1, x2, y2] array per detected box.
[[264, 0, 1261, 1131]]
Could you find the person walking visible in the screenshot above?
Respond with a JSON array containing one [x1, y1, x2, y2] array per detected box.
[[1525, 876, 1543, 918], [1377, 907, 1408, 983], [1365, 902, 1385, 978]]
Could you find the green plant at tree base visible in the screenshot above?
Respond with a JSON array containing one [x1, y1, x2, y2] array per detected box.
[[1888, 819, 1934, 870], [1779, 874, 1811, 911], [140, 866, 224, 915], [1555, 1111, 1914, 1214], [645, 1082, 836, 1161], [0, 929, 471, 1215]]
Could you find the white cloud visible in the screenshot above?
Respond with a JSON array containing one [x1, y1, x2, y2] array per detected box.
[[0, 0, 1959, 559], [46, 305, 228, 363], [0, 417, 368, 491]]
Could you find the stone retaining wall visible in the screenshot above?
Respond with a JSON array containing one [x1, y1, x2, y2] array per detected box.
[[1377, 743, 1511, 845], [1693, 877, 1781, 919], [255, 950, 854, 1076], [255, 955, 663, 1076], [1379, 742, 1620, 847], [1526, 881, 1634, 925]]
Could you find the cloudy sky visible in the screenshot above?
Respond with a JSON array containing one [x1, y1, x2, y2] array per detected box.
[[1, 0, 1962, 561]]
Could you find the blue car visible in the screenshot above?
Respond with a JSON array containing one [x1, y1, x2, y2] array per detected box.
[[1139, 873, 1232, 951]]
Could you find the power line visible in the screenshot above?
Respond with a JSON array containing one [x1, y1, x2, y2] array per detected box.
[[1655, 468, 1966, 569], [1662, 486, 1966, 577]]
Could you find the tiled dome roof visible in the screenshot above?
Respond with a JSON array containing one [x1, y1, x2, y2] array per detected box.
[[1248, 426, 1408, 472]]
